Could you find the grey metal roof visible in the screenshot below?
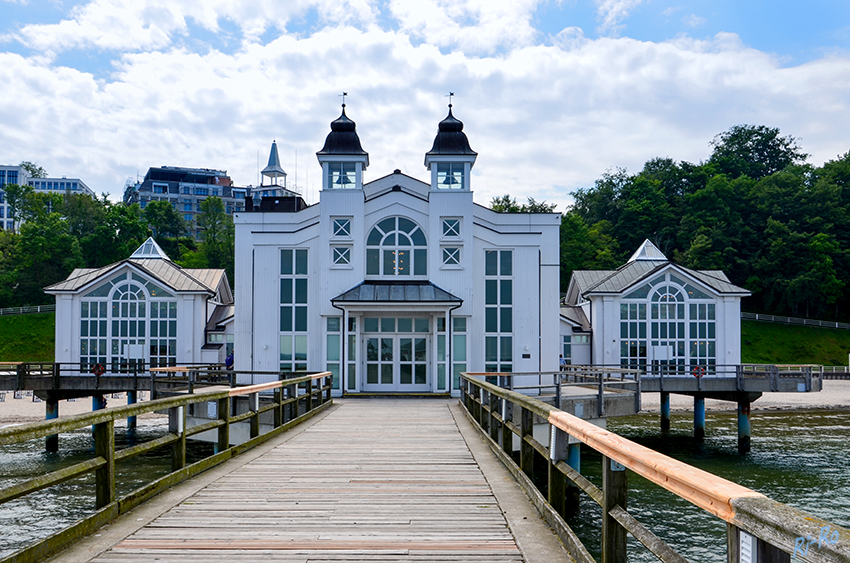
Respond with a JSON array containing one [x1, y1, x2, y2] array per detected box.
[[560, 306, 590, 331], [261, 140, 286, 178], [575, 260, 749, 296], [332, 281, 462, 303], [205, 304, 234, 331], [316, 106, 369, 164], [45, 258, 224, 296]]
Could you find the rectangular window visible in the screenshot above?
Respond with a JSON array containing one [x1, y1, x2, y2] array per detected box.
[[442, 218, 460, 237], [280, 248, 309, 371], [327, 162, 356, 188], [332, 218, 351, 237], [436, 163, 463, 189], [332, 246, 351, 265], [452, 317, 468, 390], [484, 250, 512, 372], [442, 247, 460, 266]]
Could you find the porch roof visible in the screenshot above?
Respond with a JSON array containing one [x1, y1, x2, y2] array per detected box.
[[331, 281, 462, 304]]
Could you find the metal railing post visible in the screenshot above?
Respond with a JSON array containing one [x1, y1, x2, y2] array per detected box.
[[169, 405, 186, 471], [520, 406, 534, 480]]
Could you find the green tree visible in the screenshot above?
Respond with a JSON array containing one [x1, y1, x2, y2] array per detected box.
[[559, 212, 618, 290], [14, 213, 84, 305], [3, 183, 33, 233], [62, 192, 106, 239], [143, 200, 187, 239], [195, 196, 234, 283], [19, 161, 47, 178], [489, 195, 557, 213], [80, 203, 149, 268], [708, 124, 808, 180]]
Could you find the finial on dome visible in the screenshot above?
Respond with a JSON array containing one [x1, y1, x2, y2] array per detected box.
[[446, 91, 454, 109], [340, 91, 348, 109]]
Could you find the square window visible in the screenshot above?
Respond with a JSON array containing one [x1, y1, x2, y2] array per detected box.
[[333, 246, 351, 265], [442, 247, 460, 265], [442, 218, 460, 237], [333, 218, 351, 237]]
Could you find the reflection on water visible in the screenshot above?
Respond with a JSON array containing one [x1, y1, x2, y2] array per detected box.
[[1, 410, 848, 560], [568, 410, 850, 562], [0, 419, 213, 558]]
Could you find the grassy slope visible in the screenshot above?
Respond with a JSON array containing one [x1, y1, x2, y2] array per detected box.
[[0, 313, 55, 362], [741, 320, 850, 365], [0, 314, 847, 366]]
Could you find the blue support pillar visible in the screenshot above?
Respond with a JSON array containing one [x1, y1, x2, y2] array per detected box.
[[46, 397, 59, 452], [738, 400, 751, 454], [92, 394, 107, 434], [660, 392, 671, 432], [565, 442, 581, 517], [127, 391, 137, 431], [694, 396, 705, 442], [567, 443, 581, 473]]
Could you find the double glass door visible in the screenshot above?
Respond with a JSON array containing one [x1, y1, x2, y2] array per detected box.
[[363, 335, 429, 392]]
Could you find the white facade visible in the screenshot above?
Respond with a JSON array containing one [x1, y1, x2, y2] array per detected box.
[[46, 238, 233, 370], [234, 107, 561, 396], [563, 240, 750, 371]]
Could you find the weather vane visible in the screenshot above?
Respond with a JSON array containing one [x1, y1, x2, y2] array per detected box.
[[340, 92, 348, 107], [446, 91, 454, 108]]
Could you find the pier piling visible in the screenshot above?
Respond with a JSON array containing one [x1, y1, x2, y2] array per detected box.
[[45, 395, 59, 452], [694, 396, 705, 441], [737, 400, 751, 454], [660, 392, 670, 432]]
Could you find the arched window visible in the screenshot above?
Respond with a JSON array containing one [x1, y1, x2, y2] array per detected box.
[[620, 274, 716, 372], [366, 217, 427, 276], [110, 282, 147, 369]]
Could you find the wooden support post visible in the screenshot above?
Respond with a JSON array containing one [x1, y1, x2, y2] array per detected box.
[[694, 395, 706, 442], [45, 394, 59, 452], [94, 419, 115, 509], [274, 388, 283, 428], [660, 392, 670, 432], [489, 395, 500, 443], [169, 406, 186, 471], [548, 425, 568, 517], [217, 397, 230, 453], [602, 455, 628, 563], [520, 406, 534, 480], [127, 390, 137, 431], [738, 400, 751, 454], [92, 394, 107, 434], [480, 389, 489, 433], [249, 392, 260, 439], [288, 381, 297, 420], [306, 380, 313, 413]]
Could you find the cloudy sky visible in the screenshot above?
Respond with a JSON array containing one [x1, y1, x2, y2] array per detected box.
[[1, 0, 849, 211]]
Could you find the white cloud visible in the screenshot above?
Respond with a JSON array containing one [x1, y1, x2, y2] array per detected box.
[[8, 0, 379, 58], [682, 14, 707, 29], [388, 0, 541, 53], [594, 0, 643, 36], [1, 7, 850, 214]]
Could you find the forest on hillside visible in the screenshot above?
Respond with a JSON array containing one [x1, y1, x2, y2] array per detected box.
[[557, 124, 850, 321], [0, 181, 234, 308]]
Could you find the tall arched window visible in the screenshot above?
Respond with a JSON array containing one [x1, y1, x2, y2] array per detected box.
[[366, 217, 427, 276], [620, 273, 716, 372], [110, 282, 147, 369]]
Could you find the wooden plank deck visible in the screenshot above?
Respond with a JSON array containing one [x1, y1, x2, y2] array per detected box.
[[90, 398, 524, 562]]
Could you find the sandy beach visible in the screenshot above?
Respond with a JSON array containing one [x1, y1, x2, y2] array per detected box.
[[0, 391, 163, 426], [1, 381, 849, 425]]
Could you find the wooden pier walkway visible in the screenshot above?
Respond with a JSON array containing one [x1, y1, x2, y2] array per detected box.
[[62, 398, 566, 563]]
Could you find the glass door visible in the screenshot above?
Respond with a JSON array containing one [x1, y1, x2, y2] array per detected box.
[[361, 317, 432, 393], [399, 336, 429, 391], [365, 337, 394, 390]]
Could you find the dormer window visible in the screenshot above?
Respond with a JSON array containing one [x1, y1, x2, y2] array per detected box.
[[436, 163, 464, 189], [328, 163, 356, 188]]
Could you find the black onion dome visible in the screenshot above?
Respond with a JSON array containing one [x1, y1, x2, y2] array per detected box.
[[426, 108, 477, 156], [317, 107, 368, 155]]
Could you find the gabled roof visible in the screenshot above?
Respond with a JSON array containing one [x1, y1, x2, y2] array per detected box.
[[572, 260, 749, 297], [332, 281, 462, 304], [560, 305, 590, 331]]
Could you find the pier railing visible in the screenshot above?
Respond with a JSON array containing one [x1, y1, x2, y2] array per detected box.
[[460, 372, 849, 563], [0, 370, 332, 563]]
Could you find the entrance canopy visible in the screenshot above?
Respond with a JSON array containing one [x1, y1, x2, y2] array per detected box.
[[331, 280, 462, 313]]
